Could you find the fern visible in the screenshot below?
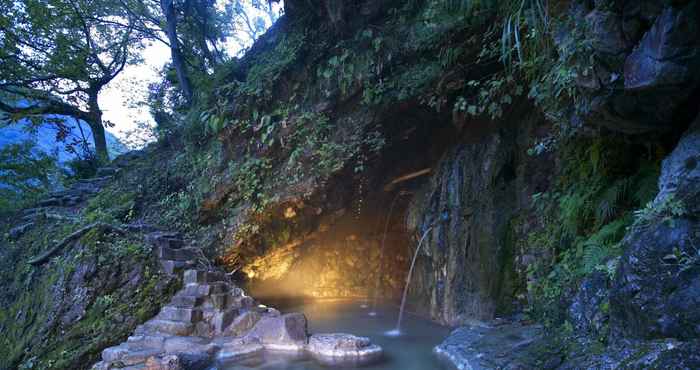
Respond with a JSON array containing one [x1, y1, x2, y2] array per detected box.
[[631, 163, 660, 206], [582, 244, 608, 274], [595, 178, 630, 225]]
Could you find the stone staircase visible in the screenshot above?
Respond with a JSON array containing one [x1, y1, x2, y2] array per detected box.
[[9, 167, 118, 240], [94, 266, 382, 370], [145, 232, 200, 276], [95, 268, 271, 369]]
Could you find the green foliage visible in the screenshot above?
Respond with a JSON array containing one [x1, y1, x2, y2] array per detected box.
[[238, 32, 306, 102], [0, 141, 58, 214], [525, 136, 661, 325], [84, 189, 137, 224], [633, 195, 687, 229], [227, 155, 273, 209]]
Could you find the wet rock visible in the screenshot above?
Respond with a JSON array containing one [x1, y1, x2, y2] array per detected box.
[[586, 10, 630, 55], [632, 340, 700, 369], [163, 336, 219, 356], [223, 310, 262, 337], [307, 333, 382, 361], [215, 338, 264, 362], [561, 1, 700, 133], [245, 313, 309, 350], [655, 115, 700, 214], [610, 117, 700, 340], [568, 271, 610, 335], [145, 355, 184, 370], [610, 218, 700, 339], [434, 321, 543, 370], [625, 3, 700, 92]]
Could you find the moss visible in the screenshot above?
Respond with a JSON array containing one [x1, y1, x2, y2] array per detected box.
[[83, 189, 137, 224], [1, 220, 179, 370]]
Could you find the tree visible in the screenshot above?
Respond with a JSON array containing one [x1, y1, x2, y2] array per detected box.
[[117, 0, 235, 106], [0, 0, 144, 162], [229, 0, 282, 52]]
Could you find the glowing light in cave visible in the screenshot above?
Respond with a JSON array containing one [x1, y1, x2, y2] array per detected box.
[[284, 207, 297, 218]]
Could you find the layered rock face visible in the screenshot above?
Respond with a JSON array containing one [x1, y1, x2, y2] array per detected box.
[[567, 0, 700, 133], [404, 111, 551, 325]]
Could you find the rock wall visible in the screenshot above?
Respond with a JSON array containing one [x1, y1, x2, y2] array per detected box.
[[610, 114, 700, 340], [404, 108, 552, 325], [565, 0, 700, 133], [242, 214, 409, 299]]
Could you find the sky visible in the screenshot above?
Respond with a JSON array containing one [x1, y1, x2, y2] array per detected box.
[[100, 42, 170, 141], [100, 2, 283, 145]]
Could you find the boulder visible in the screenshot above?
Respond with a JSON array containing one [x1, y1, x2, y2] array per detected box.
[[610, 218, 700, 339], [223, 310, 262, 337], [625, 3, 700, 91], [559, 1, 700, 133], [245, 313, 308, 350], [610, 116, 700, 340], [655, 115, 700, 214], [434, 322, 544, 370]]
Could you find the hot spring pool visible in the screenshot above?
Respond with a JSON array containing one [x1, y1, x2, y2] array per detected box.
[[212, 298, 451, 370]]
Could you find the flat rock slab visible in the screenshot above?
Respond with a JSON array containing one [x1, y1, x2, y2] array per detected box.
[[434, 321, 543, 370], [215, 338, 265, 362], [307, 333, 382, 365]]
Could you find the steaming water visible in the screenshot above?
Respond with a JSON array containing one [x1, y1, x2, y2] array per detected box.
[[216, 299, 450, 370]]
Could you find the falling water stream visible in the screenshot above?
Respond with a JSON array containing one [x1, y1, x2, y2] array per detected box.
[[386, 226, 434, 336]]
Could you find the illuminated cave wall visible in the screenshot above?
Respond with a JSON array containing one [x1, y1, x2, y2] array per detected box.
[[242, 209, 411, 300]]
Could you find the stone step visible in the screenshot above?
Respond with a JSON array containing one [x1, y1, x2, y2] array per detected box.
[[142, 319, 194, 336], [102, 344, 163, 365], [127, 334, 167, 350], [171, 294, 206, 308], [158, 246, 198, 261], [183, 282, 230, 297], [183, 269, 227, 285], [210, 293, 233, 310], [160, 260, 194, 275], [146, 232, 185, 249], [212, 308, 240, 334], [159, 306, 203, 323]]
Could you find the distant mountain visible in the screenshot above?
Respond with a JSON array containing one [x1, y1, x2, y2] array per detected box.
[[0, 115, 126, 163]]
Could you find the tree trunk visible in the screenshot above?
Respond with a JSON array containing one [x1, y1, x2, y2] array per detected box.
[[87, 91, 109, 162], [161, 0, 194, 105]]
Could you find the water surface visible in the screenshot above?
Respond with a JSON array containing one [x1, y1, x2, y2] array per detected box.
[[217, 298, 451, 370]]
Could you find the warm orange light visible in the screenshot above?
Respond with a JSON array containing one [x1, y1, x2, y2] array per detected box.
[[284, 207, 297, 218]]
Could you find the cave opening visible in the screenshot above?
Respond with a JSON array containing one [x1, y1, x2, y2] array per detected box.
[[240, 104, 457, 309]]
